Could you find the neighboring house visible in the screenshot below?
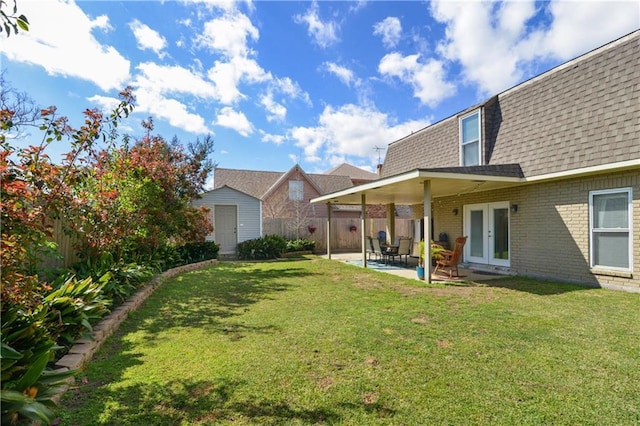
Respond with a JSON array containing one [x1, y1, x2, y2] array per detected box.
[[191, 185, 261, 255], [313, 31, 639, 292], [194, 163, 381, 254]]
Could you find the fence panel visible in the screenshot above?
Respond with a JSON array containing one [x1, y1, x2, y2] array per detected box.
[[263, 218, 414, 252]]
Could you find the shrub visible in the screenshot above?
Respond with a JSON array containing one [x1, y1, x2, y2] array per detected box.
[[1, 308, 76, 425], [237, 235, 286, 260], [72, 253, 155, 304], [176, 241, 219, 264], [41, 274, 112, 349], [285, 238, 316, 252]]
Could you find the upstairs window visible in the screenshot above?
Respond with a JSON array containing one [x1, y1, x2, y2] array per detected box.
[[289, 180, 303, 201], [460, 110, 481, 166], [589, 188, 632, 271]]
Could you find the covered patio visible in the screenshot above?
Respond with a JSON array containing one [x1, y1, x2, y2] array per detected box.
[[311, 166, 524, 283], [322, 252, 509, 282]]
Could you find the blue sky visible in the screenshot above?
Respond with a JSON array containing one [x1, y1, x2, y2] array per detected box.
[[1, 0, 638, 186]]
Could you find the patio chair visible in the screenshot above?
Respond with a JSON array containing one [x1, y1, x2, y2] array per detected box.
[[434, 236, 467, 278], [396, 237, 412, 264], [366, 237, 377, 261], [371, 238, 385, 263]]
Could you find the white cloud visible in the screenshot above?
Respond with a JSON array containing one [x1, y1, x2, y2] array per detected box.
[[0, 0, 130, 91], [525, 1, 640, 60], [289, 104, 429, 164], [430, 0, 639, 95], [129, 19, 167, 58], [196, 12, 259, 58], [260, 93, 287, 122], [207, 56, 271, 104], [86, 94, 121, 112], [135, 90, 211, 134], [215, 106, 254, 136], [378, 53, 455, 107], [260, 130, 285, 145], [373, 16, 402, 49], [323, 62, 357, 87], [273, 77, 312, 106], [135, 62, 217, 98], [294, 0, 340, 49]]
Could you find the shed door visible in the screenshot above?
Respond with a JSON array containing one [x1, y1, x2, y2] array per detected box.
[[215, 205, 238, 254]]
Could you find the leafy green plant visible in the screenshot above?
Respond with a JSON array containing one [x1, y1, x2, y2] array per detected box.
[[72, 253, 155, 304], [1, 308, 76, 425], [176, 241, 219, 264], [237, 235, 286, 260], [41, 274, 112, 349], [285, 238, 316, 252], [417, 240, 446, 267]]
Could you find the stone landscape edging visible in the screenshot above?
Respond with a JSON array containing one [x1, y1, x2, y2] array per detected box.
[[52, 258, 219, 402]]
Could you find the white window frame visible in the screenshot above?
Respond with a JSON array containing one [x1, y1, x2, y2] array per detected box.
[[589, 187, 633, 271], [459, 109, 482, 167], [289, 180, 303, 201]]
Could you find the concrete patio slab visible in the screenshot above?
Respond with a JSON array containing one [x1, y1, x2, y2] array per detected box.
[[321, 252, 508, 282]]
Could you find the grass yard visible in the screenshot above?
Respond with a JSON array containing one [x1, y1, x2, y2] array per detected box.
[[58, 256, 640, 425]]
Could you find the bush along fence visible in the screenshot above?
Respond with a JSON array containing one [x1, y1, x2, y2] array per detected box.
[[263, 218, 414, 252], [237, 236, 317, 260]]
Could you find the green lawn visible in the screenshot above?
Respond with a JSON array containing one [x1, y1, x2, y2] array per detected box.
[[58, 256, 640, 425]]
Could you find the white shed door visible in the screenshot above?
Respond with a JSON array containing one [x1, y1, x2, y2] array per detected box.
[[215, 205, 238, 254]]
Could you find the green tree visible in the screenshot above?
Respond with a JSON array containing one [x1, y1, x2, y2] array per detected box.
[[1, 0, 29, 37]]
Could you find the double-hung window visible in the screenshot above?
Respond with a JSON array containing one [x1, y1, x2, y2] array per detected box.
[[289, 180, 303, 201], [460, 110, 481, 166], [589, 188, 632, 271]]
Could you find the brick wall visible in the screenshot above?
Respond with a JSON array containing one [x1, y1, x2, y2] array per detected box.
[[429, 170, 639, 291]]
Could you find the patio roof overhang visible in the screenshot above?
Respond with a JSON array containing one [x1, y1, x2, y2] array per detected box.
[[311, 165, 526, 206]]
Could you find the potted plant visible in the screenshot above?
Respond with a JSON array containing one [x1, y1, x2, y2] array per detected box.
[[416, 240, 445, 280], [416, 240, 426, 280]]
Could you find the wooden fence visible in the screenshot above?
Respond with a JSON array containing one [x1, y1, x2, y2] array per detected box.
[[263, 218, 414, 252]]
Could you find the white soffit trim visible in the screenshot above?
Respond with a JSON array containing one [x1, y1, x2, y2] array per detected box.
[[524, 159, 640, 183]]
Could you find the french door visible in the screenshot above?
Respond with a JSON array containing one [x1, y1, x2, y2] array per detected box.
[[463, 202, 510, 267]]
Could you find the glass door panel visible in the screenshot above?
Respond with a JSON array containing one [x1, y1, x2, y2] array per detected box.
[[490, 204, 510, 266]]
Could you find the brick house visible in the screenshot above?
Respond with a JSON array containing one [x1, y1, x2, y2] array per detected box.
[[313, 31, 639, 291]]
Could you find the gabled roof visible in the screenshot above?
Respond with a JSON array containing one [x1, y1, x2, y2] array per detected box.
[[326, 163, 379, 181], [262, 165, 325, 200], [381, 30, 640, 179], [214, 166, 354, 200], [200, 184, 260, 200]]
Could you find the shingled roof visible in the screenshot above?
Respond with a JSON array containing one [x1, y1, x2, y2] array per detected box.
[[382, 30, 640, 179], [326, 163, 379, 181], [213, 166, 354, 200]]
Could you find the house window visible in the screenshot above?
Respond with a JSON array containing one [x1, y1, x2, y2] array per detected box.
[[289, 180, 303, 201], [589, 188, 632, 270], [460, 110, 481, 166]]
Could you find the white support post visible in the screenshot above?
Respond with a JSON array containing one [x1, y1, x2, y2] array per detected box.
[[326, 203, 332, 260], [361, 193, 367, 267], [423, 181, 432, 283], [386, 203, 395, 245]]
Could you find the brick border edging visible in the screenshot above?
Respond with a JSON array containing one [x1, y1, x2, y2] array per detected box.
[[51, 258, 219, 402]]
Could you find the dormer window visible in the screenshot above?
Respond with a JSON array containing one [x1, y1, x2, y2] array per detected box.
[[460, 110, 481, 166]]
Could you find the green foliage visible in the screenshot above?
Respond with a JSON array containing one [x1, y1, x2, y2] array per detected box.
[[41, 274, 112, 348], [1, 1, 29, 37], [72, 253, 155, 304], [1, 308, 76, 425], [176, 241, 219, 265], [285, 238, 316, 252], [237, 235, 287, 260]]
